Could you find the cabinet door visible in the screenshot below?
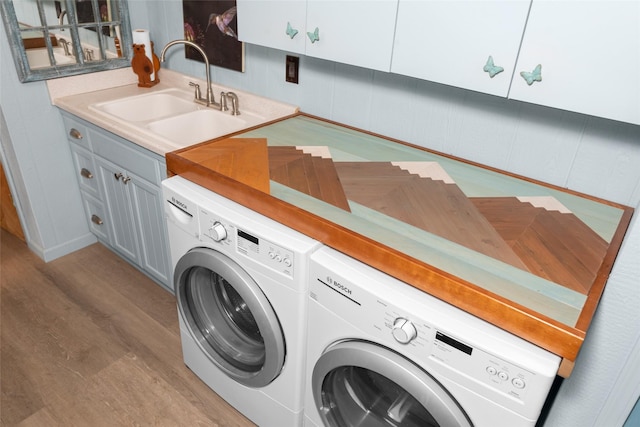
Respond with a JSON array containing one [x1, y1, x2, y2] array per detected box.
[[128, 173, 171, 286], [96, 157, 141, 264], [509, 1, 640, 125], [306, 0, 398, 71], [236, 0, 307, 53], [391, 0, 531, 96]]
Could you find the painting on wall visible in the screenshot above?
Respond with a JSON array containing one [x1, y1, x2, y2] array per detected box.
[[182, 0, 244, 72]]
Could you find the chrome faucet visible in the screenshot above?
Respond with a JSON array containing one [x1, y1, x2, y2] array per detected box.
[[160, 39, 223, 109], [58, 10, 67, 27]]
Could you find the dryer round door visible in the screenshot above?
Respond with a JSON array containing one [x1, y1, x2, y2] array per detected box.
[[175, 247, 285, 388], [312, 340, 473, 427]]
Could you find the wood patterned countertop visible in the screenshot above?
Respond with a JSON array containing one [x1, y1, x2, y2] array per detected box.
[[166, 113, 633, 377]]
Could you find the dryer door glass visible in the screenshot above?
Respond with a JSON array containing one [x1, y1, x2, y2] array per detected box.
[[323, 366, 438, 426], [313, 341, 472, 427], [175, 248, 286, 388], [187, 268, 264, 371]]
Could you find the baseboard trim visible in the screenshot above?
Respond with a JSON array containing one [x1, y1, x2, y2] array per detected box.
[[30, 232, 98, 262]]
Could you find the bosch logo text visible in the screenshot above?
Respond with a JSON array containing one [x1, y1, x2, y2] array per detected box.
[[171, 197, 188, 210], [327, 276, 352, 295]]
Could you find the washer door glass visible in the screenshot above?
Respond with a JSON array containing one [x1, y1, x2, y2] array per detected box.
[[313, 341, 473, 427], [175, 247, 286, 388]]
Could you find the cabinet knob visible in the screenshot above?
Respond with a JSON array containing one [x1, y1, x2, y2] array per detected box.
[[286, 22, 298, 39], [114, 172, 124, 181], [69, 128, 83, 140], [80, 168, 93, 179], [520, 64, 542, 86], [122, 176, 131, 185], [307, 27, 319, 43], [91, 214, 104, 225], [483, 56, 504, 78]]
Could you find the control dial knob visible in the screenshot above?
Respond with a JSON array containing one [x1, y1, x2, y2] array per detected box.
[[392, 318, 417, 344], [208, 222, 227, 241]]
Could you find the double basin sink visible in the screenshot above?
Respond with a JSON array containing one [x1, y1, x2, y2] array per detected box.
[[89, 88, 263, 148]]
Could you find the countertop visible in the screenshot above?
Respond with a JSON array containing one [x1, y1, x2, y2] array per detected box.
[[166, 113, 634, 376]]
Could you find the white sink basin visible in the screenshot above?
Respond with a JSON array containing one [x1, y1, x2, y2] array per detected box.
[[147, 109, 249, 145], [27, 48, 75, 69], [82, 77, 293, 150], [90, 89, 198, 122]]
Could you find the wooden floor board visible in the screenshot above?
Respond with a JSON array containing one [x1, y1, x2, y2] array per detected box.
[[1, 230, 254, 427]]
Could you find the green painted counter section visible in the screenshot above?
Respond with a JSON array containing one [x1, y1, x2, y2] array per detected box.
[[237, 115, 626, 326]]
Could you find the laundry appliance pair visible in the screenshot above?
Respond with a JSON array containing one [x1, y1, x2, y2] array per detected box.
[[163, 176, 560, 427]]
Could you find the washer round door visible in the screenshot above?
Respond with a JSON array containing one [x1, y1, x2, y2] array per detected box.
[[312, 340, 473, 427], [175, 247, 286, 388]]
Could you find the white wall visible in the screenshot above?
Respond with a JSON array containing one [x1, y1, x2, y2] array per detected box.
[[1, 0, 638, 425]]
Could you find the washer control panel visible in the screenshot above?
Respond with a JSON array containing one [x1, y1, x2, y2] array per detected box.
[[382, 310, 533, 401], [312, 267, 540, 403], [199, 211, 294, 277], [310, 249, 560, 418]]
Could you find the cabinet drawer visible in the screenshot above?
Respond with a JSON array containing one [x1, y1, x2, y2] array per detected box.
[[70, 145, 100, 197], [62, 115, 91, 149], [81, 191, 111, 243], [90, 129, 160, 184]]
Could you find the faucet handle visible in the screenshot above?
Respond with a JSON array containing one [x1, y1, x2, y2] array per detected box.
[[188, 81, 201, 100], [220, 92, 228, 112], [226, 92, 240, 116]]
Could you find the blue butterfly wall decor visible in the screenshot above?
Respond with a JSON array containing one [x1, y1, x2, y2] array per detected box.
[[520, 64, 542, 85], [286, 22, 298, 39], [483, 56, 504, 78], [307, 27, 320, 43]]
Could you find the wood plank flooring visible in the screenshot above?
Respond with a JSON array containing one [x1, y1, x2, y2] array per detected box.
[[0, 229, 254, 427]]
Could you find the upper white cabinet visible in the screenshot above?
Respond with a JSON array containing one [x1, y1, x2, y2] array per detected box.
[[236, 0, 307, 54], [305, 0, 398, 71], [236, 0, 399, 71], [238, 0, 639, 124], [391, 0, 531, 96], [508, 1, 640, 125]]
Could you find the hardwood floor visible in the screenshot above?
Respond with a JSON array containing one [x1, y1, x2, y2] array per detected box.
[[0, 230, 254, 426]]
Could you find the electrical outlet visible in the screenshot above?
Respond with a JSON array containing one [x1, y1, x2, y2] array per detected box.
[[286, 55, 299, 84]]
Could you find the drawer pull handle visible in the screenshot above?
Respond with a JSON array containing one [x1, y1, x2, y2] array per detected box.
[[91, 214, 103, 225], [114, 172, 123, 181], [483, 55, 504, 78], [286, 22, 298, 39], [520, 64, 542, 86], [307, 27, 319, 43], [69, 128, 83, 139], [80, 168, 93, 179], [122, 176, 131, 184]]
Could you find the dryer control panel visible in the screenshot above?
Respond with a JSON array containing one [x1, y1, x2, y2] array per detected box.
[[199, 211, 295, 278], [309, 246, 560, 422], [381, 306, 537, 403], [310, 260, 557, 410]]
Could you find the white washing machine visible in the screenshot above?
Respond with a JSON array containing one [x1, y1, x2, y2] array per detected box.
[[304, 246, 560, 427], [162, 176, 321, 427]]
